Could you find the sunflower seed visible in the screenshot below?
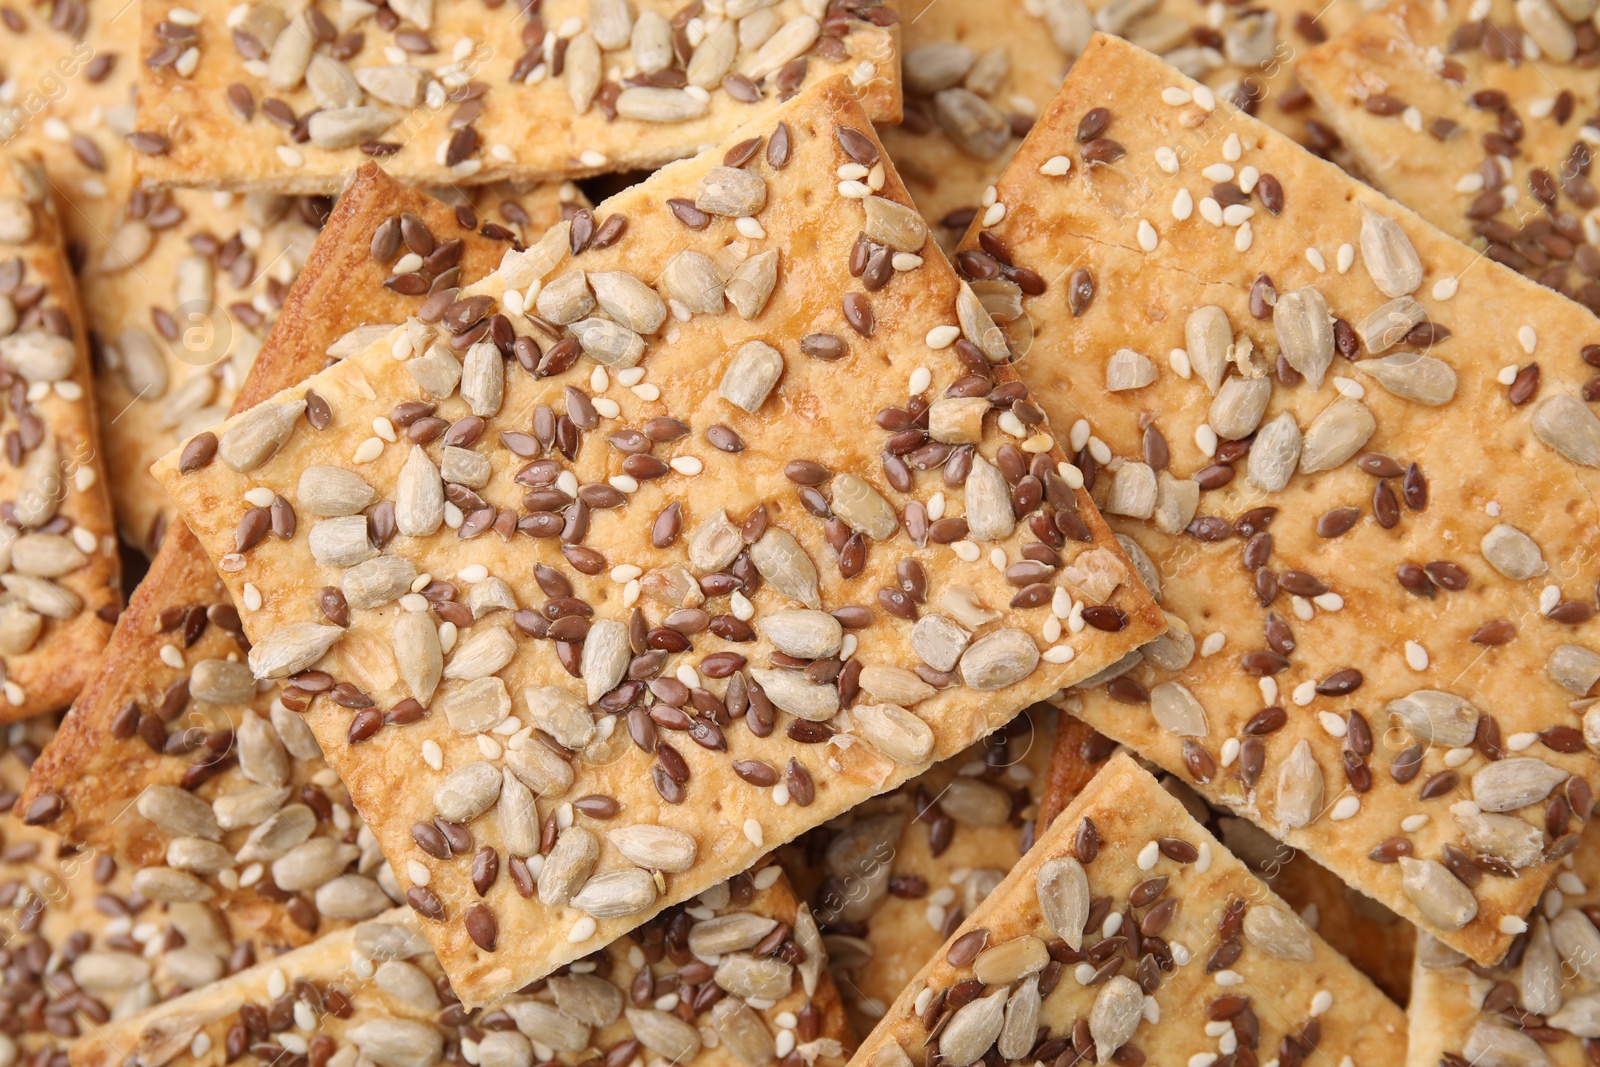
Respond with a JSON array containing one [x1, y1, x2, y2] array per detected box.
[[696, 166, 768, 218], [376, 961, 441, 1012], [859, 665, 936, 706], [1105, 348, 1157, 392], [1088, 977, 1144, 1065], [863, 196, 928, 254], [347, 1020, 443, 1067], [523, 685, 595, 748], [1473, 757, 1566, 812], [957, 283, 1009, 362], [1240, 905, 1313, 961], [538, 826, 599, 907], [445, 625, 516, 681], [71, 952, 152, 995], [964, 454, 1016, 541], [742, 13, 819, 80], [440, 446, 490, 489], [572, 867, 658, 918], [688, 913, 779, 957], [1549, 644, 1600, 695], [625, 1009, 701, 1063], [1552, 910, 1600, 980], [9, 533, 84, 577], [165, 837, 232, 875], [934, 88, 1010, 159], [537, 271, 595, 324], [1035, 855, 1090, 949], [1359, 204, 1423, 297], [540, 974, 622, 1029], [830, 473, 898, 540], [579, 618, 630, 705], [750, 668, 838, 720], [849, 702, 935, 764], [763, 608, 842, 659], [712, 998, 775, 1067], [356, 65, 427, 106], [939, 988, 1008, 1067], [1148, 473, 1197, 535], [501, 1001, 587, 1053], [928, 398, 988, 445], [307, 106, 397, 149], [1519, 0, 1578, 57], [904, 41, 975, 94], [1236, 411, 1301, 493], [1147, 680, 1207, 737], [308, 515, 377, 567], [467, 578, 516, 618], [306, 52, 361, 109], [1184, 305, 1231, 394], [1275, 739, 1323, 829], [266, 12, 314, 88], [131, 867, 213, 902], [613, 86, 711, 123], [911, 614, 970, 672], [12, 443, 61, 527], [440, 676, 511, 733], [1271, 287, 1333, 389], [234, 807, 316, 871], [1, 329, 73, 382], [394, 612, 443, 704], [1456, 811, 1543, 869], [215, 787, 294, 834], [1533, 395, 1600, 467], [590, 271, 667, 334], [344, 555, 418, 609], [1359, 352, 1457, 405], [719, 340, 784, 414], [988, 974, 1041, 1059], [750, 528, 820, 608], [1355, 296, 1425, 354], [726, 249, 779, 320], [392, 445, 445, 537], [959, 629, 1039, 690], [498, 768, 539, 857], [272, 840, 360, 891], [570, 317, 646, 367], [460, 341, 504, 417], [116, 327, 168, 398], [688, 510, 743, 573], [939, 779, 1012, 827], [217, 399, 305, 473], [138, 785, 221, 841], [607, 825, 697, 873], [231, 711, 288, 789], [1398, 857, 1478, 930], [1299, 397, 1375, 472], [102, 219, 152, 272], [1105, 461, 1156, 519], [1549, 995, 1600, 1041], [506, 740, 575, 797], [657, 251, 725, 314], [1208, 377, 1271, 440], [0, 574, 76, 618], [565, 31, 601, 111], [433, 761, 502, 823], [1386, 690, 1479, 747], [1520, 919, 1563, 1015], [297, 466, 377, 516], [687, 19, 737, 87], [1480, 524, 1546, 579], [715, 953, 794, 1000]]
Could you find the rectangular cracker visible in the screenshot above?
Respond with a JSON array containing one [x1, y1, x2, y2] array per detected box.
[[1405, 820, 1600, 1066], [0, 715, 205, 1057], [1297, 0, 1600, 311], [150, 75, 1164, 1005], [132, 0, 901, 194], [780, 705, 1065, 1031], [954, 30, 1600, 967], [71, 868, 856, 1067], [885, 0, 1364, 253], [0, 153, 120, 721], [845, 752, 1408, 1067], [16, 165, 570, 953]]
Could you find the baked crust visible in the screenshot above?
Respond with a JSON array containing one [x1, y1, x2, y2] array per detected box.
[[16, 165, 565, 950], [956, 31, 1600, 967], [0, 154, 120, 721], [883, 0, 1364, 254], [133, 0, 901, 194], [844, 753, 1407, 1067], [71, 870, 856, 1067], [781, 705, 1063, 1032], [1297, 0, 1600, 311], [151, 75, 1164, 1005]]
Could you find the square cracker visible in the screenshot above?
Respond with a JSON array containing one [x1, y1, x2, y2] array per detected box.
[[151, 75, 1163, 1004], [0, 154, 120, 721], [17, 164, 568, 952], [132, 0, 901, 194], [843, 753, 1407, 1067], [70, 868, 856, 1067], [780, 704, 1066, 1032], [1297, 0, 1600, 313], [884, 0, 1363, 253], [1405, 819, 1600, 1066], [954, 31, 1600, 965]]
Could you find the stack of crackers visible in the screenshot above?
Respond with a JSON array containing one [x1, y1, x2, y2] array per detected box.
[[3, 0, 1600, 1064]]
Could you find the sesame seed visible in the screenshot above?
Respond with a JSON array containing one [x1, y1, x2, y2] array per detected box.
[[1506, 731, 1537, 751], [1043, 644, 1075, 664], [1171, 943, 1191, 966], [1161, 87, 1191, 105], [1292, 680, 1317, 706], [1404, 641, 1428, 670], [1336, 243, 1355, 272], [632, 383, 661, 401], [836, 163, 868, 180], [55, 380, 82, 400], [952, 540, 980, 562], [1312, 592, 1344, 611], [1234, 222, 1253, 252], [610, 564, 642, 583], [1258, 677, 1277, 704], [1199, 197, 1223, 226], [1192, 85, 1216, 110], [1305, 248, 1327, 272], [1203, 163, 1234, 182], [1214, 970, 1243, 987], [1329, 796, 1360, 820], [1432, 277, 1459, 300], [1137, 219, 1158, 251], [1518, 325, 1537, 353], [568, 916, 598, 942], [267, 968, 288, 999], [400, 593, 429, 612], [1444, 747, 1474, 768], [743, 818, 763, 846], [1073, 963, 1096, 984], [1220, 738, 1240, 767], [372, 416, 396, 442], [579, 150, 607, 168], [1194, 423, 1218, 457], [244, 487, 275, 507], [1310, 990, 1334, 1017], [1317, 712, 1346, 737], [1039, 155, 1072, 176], [736, 217, 765, 239], [1401, 814, 1429, 831], [892, 253, 923, 270], [838, 180, 871, 198], [422, 740, 443, 770], [1238, 166, 1259, 192], [459, 563, 489, 583], [243, 583, 263, 611], [1333, 378, 1365, 399], [352, 437, 384, 464], [1136, 840, 1160, 870], [159, 644, 185, 669], [908, 366, 932, 394], [1499, 915, 1529, 934], [1196, 842, 1212, 873], [1068, 418, 1091, 451], [407, 860, 430, 884], [982, 203, 1006, 227]]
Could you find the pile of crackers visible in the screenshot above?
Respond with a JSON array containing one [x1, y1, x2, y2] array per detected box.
[[3, 0, 1599, 1064]]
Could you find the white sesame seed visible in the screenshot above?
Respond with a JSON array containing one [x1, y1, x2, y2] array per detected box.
[[1171, 942, 1191, 966], [1444, 747, 1474, 768], [1497, 364, 1520, 385], [610, 564, 642, 583], [1401, 814, 1429, 832], [1309, 990, 1334, 1017], [1068, 418, 1091, 451], [617, 367, 645, 387], [1519, 325, 1537, 353], [1329, 795, 1360, 821], [952, 540, 980, 562], [1559, 872, 1588, 895], [243, 583, 263, 611], [1199, 197, 1223, 226], [72, 526, 97, 553], [676, 664, 700, 688], [1506, 731, 1538, 751], [1235, 222, 1253, 252], [1238, 165, 1259, 192], [422, 740, 442, 770], [1222, 204, 1254, 227], [1171, 188, 1193, 221], [268, 968, 288, 999], [1161, 86, 1191, 105], [394, 252, 424, 274], [589, 366, 609, 393], [836, 163, 868, 180], [244, 487, 275, 507], [1203, 164, 1235, 186], [444, 503, 464, 528], [743, 819, 763, 846], [908, 366, 932, 394], [925, 324, 960, 349], [1312, 592, 1344, 611], [1188, 1054, 1217, 1067], [1073, 963, 1096, 984], [1155, 146, 1179, 174], [1022, 431, 1055, 454], [892, 253, 923, 271], [1136, 840, 1160, 870], [55, 380, 82, 400], [1317, 712, 1346, 737], [1214, 970, 1243, 987], [1404, 641, 1428, 670], [1102, 912, 1123, 938], [75, 466, 96, 491], [1087, 436, 1111, 464], [867, 163, 885, 191], [1052, 587, 1072, 618], [668, 456, 702, 476], [372, 416, 397, 442], [1137, 219, 1158, 251], [1205, 1023, 1230, 1039], [1058, 462, 1084, 489], [735, 217, 765, 239], [407, 860, 430, 885], [568, 917, 598, 942], [837, 180, 871, 198], [191, 1034, 212, 1058], [579, 150, 607, 168], [400, 593, 429, 612], [989, 548, 1007, 572], [1042, 616, 1061, 643], [1039, 155, 1072, 176], [1220, 738, 1240, 767], [1292, 680, 1317, 706], [593, 398, 620, 419], [982, 202, 1006, 227], [159, 644, 184, 669], [1541, 584, 1562, 614], [631, 383, 661, 401], [926, 905, 948, 931], [1169, 348, 1192, 377], [1305, 247, 1327, 272], [352, 437, 383, 464], [774, 1032, 796, 1059], [1335, 243, 1354, 273], [1196, 842, 1212, 873], [927, 491, 946, 521], [1259, 677, 1277, 705], [1192, 85, 1216, 110], [1042, 644, 1075, 664], [1500, 915, 1529, 934], [1333, 378, 1365, 400], [458, 563, 489, 583], [1194, 423, 1218, 457]]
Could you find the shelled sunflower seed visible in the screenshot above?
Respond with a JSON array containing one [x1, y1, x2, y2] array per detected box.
[[17, 167, 579, 952], [0, 156, 120, 722], [132, 0, 902, 194], [959, 32, 1600, 967], [845, 754, 1406, 1067], [71, 866, 855, 1067], [1299, 0, 1600, 313], [879, 0, 1364, 255], [153, 77, 1162, 1005]]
